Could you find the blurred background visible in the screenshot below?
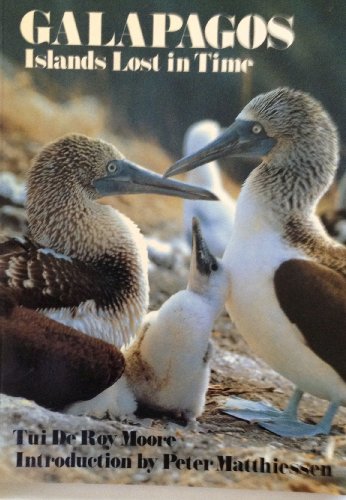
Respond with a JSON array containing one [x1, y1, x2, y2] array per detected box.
[[2, 0, 346, 155]]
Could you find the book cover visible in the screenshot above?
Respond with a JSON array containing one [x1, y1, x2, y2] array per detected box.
[[0, 0, 345, 496]]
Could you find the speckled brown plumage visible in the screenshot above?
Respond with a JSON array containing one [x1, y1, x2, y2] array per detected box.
[[0, 134, 148, 347], [283, 215, 346, 278], [0, 237, 137, 312], [244, 88, 338, 216]]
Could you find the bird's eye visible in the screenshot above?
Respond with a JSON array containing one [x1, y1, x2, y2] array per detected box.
[[107, 163, 118, 174], [252, 124, 262, 134]]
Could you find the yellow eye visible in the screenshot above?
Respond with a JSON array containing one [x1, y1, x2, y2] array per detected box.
[[107, 163, 118, 173], [252, 124, 262, 134]]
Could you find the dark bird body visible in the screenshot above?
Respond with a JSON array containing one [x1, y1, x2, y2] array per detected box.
[[0, 289, 124, 411]]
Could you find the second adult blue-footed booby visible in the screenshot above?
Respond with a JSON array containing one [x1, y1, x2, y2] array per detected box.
[[183, 120, 235, 257], [165, 88, 346, 437], [0, 134, 216, 410]]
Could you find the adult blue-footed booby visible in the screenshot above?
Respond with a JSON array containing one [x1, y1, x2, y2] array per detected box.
[[67, 218, 228, 423], [165, 88, 346, 437], [183, 120, 235, 257], [0, 134, 216, 410]]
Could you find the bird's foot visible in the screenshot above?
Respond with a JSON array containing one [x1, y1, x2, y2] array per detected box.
[[258, 418, 328, 437], [222, 397, 284, 422], [223, 397, 338, 438], [259, 401, 339, 438]]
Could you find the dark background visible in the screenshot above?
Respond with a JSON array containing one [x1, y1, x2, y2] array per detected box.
[[2, 0, 346, 174]]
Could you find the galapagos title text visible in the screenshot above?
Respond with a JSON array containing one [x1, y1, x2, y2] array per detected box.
[[20, 11, 295, 74]]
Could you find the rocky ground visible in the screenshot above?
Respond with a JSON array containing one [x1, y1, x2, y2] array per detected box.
[[0, 66, 345, 495]]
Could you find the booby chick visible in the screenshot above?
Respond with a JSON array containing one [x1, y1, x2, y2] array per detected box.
[[165, 88, 346, 437], [0, 134, 216, 409], [67, 218, 228, 423], [183, 120, 235, 257], [125, 217, 228, 423]]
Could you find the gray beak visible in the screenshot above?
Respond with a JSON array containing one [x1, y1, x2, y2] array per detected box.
[[164, 120, 276, 178], [191, 217, 218, 276], [93, 159, 218, 200]]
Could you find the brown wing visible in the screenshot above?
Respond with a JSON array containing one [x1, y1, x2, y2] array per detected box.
[[0, 298, 125, 410], [274, 259, 346, 381], [0, 238, 131, 311]]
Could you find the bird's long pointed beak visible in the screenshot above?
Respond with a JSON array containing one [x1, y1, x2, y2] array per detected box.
[[93, 159, 218, 200], [165, 122, 241, 178], [191, 217, 218, 276], [164, 119, 276, 178]]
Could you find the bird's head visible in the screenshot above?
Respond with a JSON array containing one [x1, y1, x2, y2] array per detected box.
[[28, 134, 218, 202], [188, 217, 228, 306], [165, 88, 339, 179]]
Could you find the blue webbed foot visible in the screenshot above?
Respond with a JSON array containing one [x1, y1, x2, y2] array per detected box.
[[222, 392, 339, 438], [259, 401, 339, 438], [259, 419, 328, 437], [222, 397, 284, 422]]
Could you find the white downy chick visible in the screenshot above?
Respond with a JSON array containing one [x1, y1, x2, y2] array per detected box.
[[124, 217, 229, 423]]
